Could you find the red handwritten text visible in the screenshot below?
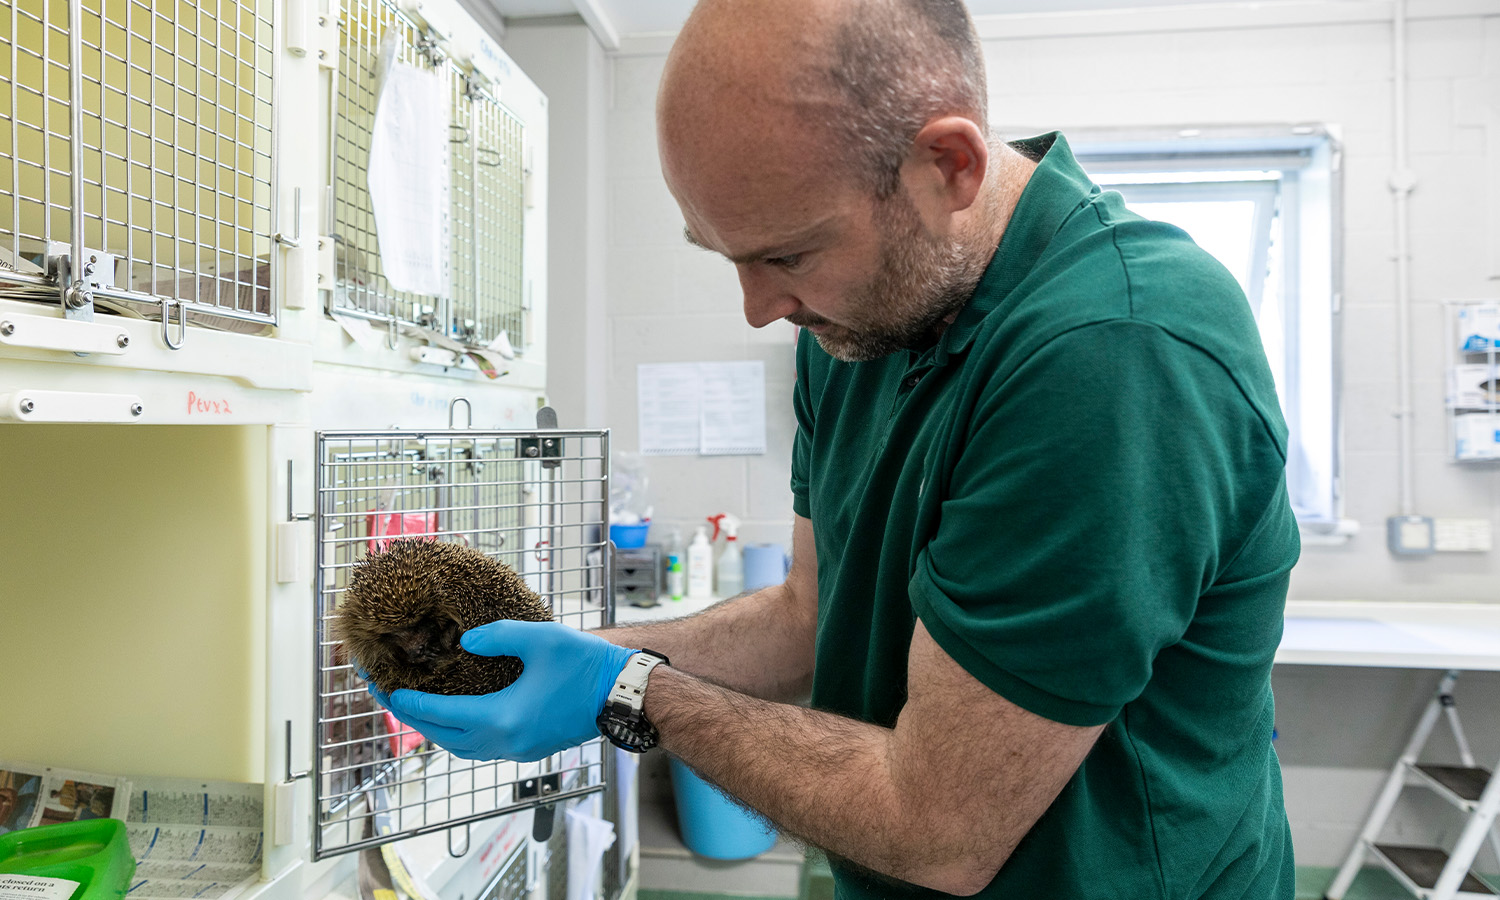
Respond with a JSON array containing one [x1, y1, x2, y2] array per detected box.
[[187, 391, 233, 415]]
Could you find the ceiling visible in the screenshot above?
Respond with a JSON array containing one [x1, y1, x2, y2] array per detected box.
[[490, 0, 1278, 46]]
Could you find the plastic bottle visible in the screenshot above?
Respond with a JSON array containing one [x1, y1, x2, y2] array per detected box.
[[687, 526, 714, 599], [713, 514, 743, 597], [666, 529, 686, 601]]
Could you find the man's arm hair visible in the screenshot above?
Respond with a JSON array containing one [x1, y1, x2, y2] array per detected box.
[[595, 514, 818, 702], [642, 621, 1103, 896]]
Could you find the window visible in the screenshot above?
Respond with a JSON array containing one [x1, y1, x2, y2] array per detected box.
[[1068, 128, 1342, 529]]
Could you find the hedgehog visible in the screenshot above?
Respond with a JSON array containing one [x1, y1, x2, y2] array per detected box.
[[331, 538, 553, 696]]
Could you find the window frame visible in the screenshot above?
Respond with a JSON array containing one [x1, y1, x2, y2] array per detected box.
[[1058, 125, 1345, 532]]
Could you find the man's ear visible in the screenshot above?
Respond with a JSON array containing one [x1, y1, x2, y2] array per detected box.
[[900, 116, 989, 225]]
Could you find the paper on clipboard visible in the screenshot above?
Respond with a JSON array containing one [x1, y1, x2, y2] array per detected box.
[[637, 362, 766, 456], [366, 34, 450, 298]]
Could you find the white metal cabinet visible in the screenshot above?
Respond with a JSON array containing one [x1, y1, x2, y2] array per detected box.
[[0, 0, 595, 895]]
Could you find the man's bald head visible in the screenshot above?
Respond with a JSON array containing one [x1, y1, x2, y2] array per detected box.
[[659, 0, 987, 198]]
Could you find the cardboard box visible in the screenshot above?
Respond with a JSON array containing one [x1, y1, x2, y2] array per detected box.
[[1458, 303, 1500, 352], [1454, 414, 1500, 460], [1447, 364, 1500, 408]]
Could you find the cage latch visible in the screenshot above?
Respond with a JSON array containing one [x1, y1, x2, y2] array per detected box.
[[160, 298, 188, 350], [514, 774, 561, 842], [46, 243, 115, 324], [278, 460, 314, 584], [519, 406, 562, 469], [284, 720, 311, 784]]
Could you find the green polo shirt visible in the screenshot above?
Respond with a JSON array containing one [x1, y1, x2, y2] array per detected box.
[[791, 133, 1299, 900]]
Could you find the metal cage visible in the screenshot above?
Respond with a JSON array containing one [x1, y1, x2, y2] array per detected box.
[[313, 422, 611, 859], [329, 0, 525, 350], [0, 0, 276, 328]]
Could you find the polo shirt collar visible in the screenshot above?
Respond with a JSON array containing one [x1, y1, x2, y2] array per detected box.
[[932, 132, 1099, 365]]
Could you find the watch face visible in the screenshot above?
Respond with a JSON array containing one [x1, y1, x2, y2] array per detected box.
[[597, 711, 659, 752]]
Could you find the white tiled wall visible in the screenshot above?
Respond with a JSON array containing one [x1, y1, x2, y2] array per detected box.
[[509, 8, 1500, 868]]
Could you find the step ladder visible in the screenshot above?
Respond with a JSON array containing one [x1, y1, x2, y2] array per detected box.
[[1326, 670, 1500, 900]]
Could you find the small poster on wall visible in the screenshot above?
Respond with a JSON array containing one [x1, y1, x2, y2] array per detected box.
[[637, 361, 767, 456]]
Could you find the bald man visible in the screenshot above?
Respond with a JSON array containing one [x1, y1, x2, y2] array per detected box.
[[376, 2, 1300, 898]]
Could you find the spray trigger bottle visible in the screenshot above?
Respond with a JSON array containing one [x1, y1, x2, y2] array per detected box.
[[708, 513, 743, 598]]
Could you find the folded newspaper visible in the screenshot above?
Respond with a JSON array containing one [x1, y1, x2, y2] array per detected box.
[[1, 764, 263, 900]]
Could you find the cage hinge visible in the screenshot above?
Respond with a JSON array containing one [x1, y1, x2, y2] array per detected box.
[[286, 0, 338, 69], [46, 242, 116, 324], [313, 235, 336, 289]]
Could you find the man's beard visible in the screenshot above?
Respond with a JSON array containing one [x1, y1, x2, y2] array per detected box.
[[790, 187, 988, 363]]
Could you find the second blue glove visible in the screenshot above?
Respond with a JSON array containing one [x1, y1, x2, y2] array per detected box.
[[376, 620, 636, 762]]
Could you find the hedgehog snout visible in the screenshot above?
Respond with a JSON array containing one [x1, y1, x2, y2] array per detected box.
[[386, 614, 465, 669]]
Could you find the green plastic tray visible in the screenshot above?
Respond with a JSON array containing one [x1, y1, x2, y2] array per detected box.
[[0, 819, 136, 900]]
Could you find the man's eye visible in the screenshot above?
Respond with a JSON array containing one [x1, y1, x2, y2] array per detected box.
[[766, 254, 803, 269]]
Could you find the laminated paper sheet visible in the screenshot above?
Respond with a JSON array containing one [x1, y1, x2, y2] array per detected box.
[[637, 362, 766, 456]]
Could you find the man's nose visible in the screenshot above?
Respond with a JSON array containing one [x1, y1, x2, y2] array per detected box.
[[737, 266, 800, 329]]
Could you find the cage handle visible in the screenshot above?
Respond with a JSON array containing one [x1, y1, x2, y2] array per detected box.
[[283, 720, 309, 783], [386, 316, 399, 350], [449, 396, 473, 429], [274, 187, 302, 249], [160, 299, 187, 350], [447, 823, 470, 858]]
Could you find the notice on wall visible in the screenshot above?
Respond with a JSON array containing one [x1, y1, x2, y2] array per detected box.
[[637, 362, 766, 456]]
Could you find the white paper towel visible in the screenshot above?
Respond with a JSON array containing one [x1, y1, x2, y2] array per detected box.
[[565, 801, 616, 900]]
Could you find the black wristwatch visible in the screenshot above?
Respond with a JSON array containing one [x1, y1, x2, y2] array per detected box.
[[596, 649, 669, 752]]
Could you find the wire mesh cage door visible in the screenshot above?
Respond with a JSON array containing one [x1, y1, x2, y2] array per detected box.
[[329, 0, 526, 350], [313, 422, 612, 859], [329, 0, 446, 332], [450, 75, 525, 352], [0, 0, 277, 329]]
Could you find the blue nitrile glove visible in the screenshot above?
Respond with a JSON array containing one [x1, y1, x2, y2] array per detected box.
[[371, 620, 637, 762]]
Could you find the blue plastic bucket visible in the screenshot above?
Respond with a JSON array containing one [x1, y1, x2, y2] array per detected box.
[[609, 522, 650, 548], [669, 757, 778, 860]]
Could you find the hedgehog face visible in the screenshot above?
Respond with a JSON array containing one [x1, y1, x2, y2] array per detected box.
[[331, 538, 553, 697]]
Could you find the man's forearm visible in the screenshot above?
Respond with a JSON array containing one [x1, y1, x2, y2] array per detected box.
[[596, 582, 815, 701], [642, 664, 998, 895]]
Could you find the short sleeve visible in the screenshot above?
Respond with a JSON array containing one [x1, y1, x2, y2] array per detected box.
[[790, 330, 816, 520], [908, 321, 1283, 727]]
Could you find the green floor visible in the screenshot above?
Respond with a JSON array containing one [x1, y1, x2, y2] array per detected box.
[[636, 863, 1479, 900]]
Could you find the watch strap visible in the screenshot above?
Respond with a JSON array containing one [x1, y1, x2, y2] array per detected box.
[[608, 649, 668, 712]]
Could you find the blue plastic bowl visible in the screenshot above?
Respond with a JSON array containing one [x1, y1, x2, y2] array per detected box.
[[609, 522, 650, 548], [670, 757, 778, 860]]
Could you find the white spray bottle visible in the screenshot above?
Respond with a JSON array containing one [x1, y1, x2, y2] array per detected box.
[[710, 513, 743, 598], [687, 526, 714, 599]]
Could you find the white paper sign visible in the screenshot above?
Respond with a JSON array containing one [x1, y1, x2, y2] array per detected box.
[[637, 362, 767, 456], [0, 875, 81, 900], [700, 361, 767, 455], [366, 35, 450, 297]]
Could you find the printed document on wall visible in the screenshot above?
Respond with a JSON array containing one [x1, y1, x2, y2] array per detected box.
[[366, 34, 450, 297], [638, 362, 766, 456]]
